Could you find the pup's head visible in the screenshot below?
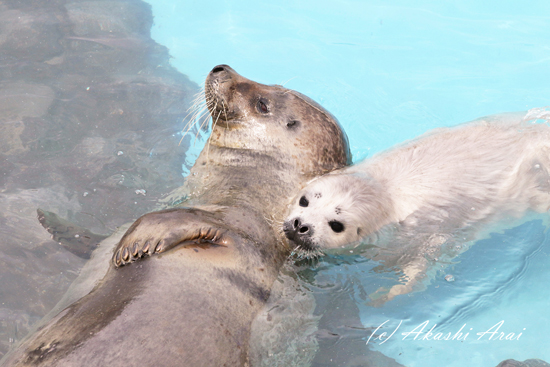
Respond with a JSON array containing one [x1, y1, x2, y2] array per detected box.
[[283, 174, 392, 253]]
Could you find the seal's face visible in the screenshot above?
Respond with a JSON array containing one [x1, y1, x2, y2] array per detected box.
[[283, 173, 392, 252], [283, 175, 366, 251], [205, 65, 351, 176]]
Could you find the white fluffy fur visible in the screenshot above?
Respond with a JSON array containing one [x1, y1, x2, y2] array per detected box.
[[285, 111, 550, 254]]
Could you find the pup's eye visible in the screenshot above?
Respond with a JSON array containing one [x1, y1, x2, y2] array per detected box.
[[329, 220, 345, 233], [299, 196, 309, 207], [257, 99, 269, 114]]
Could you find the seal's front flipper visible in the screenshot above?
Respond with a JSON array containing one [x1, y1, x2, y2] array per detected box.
[[37, 209, 108, 259], [368, 257, 429, 307], [113, 208, 229, 267]]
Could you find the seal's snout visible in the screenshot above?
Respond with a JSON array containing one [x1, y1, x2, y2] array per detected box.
[[294, 218, 311, 235], [211, 64, 228, 73], [283, 217, 315, 249], [209, 64, 236, 76], [205, 64, 242, 123], [206, 64, 236, 85]]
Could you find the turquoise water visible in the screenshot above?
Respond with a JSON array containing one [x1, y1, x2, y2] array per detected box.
[[331, 218, 550, 366], [145, 1, 550, 365], [148, 0, 550, 160]]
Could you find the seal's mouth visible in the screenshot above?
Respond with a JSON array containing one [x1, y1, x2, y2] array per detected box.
[[282, 220, 326, 259], [288, 241, 325, 261], [204, 65, 241, 125], [282, 220, 320, 254], [204, 80, 228, 119]]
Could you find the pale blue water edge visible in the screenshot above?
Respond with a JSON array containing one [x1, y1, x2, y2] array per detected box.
[[145, 1, 550, 366]]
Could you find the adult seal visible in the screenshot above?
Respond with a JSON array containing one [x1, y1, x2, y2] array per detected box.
[[2, 65, 350, 366]]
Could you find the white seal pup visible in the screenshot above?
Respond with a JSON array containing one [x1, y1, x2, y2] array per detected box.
[[284, 112, 550, 299]]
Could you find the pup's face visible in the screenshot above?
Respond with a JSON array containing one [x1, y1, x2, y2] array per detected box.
[[283, 175, 366, 251]]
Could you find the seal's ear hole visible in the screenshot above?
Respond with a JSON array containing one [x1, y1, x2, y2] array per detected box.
[[287, 120, 300, 129], [329, 220, 345, 233], [257, 98, 269, 114], [299, 196, 309, 207], [357, 228, 363, 236]]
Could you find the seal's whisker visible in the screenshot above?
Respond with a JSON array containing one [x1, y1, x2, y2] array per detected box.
[[221, 100, 228, 126], [272, 218, 284, 225], [274, 228, 285, 241], [204, 90, 214, 105], [182, 88, 215, 147], [288, 245, 324, 261], [185, 92, 207, 118], [197, 108, 212, 132], [193, 88, 206, 101], [186, 91, 201, 106], [179, 88, 209, 146], [196, 99, 217, 141], [179, 104, 209, 146], [199, 112, 212, 130], [181, 96, 204, 126], [188, 93, 205, 110], [275, 239, 286, 250], [205, 110, 222, 162], [185, 113, 211, 147], [280, 76, 298, 87], [211, 109, 222, 134], [263, 212, 284, 227], [182, 105, 207, 132]]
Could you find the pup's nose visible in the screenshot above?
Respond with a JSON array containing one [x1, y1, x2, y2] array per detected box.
[[283, 217, 313, 246], [294, 218, 311, 235]]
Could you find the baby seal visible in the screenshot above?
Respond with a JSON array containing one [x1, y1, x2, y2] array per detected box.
[[284, 113, 550, 256]]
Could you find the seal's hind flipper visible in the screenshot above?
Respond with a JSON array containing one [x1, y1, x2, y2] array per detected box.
[[37, 209, 108, 259]]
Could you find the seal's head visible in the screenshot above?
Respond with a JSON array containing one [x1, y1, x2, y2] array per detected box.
[[283, 173, 393, 252], [204, 64, 351, 176]]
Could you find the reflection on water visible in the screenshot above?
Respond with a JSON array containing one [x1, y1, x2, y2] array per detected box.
[[0, 0, 196, 358]]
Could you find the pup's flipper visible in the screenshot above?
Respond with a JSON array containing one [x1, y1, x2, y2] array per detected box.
[[368, 257, 429, 307]]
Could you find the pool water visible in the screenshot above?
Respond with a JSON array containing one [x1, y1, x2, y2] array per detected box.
[[145, 0, 550, 366], [148, 0, 550, 159], [314, 218, 550, 366]]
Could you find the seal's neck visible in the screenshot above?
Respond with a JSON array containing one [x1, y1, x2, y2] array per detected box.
[[183, 143, 304, 225], [207, 121, 287, 155]]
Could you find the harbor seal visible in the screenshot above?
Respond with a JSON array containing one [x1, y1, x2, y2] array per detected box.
[[284, 113, 550, 297], [2, 65, 350, 366]]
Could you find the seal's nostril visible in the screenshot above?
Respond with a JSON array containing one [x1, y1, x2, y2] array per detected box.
[[293, 219, 299, 229], [212, 66, 225, 73], [299, 225, 309, 234]]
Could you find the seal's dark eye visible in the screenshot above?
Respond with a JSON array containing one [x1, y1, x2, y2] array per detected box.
[[287, 120, 300, 129], [329, 220, 345, 233], [257, 98, 269, 114], [299, 196, 309, 207]]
